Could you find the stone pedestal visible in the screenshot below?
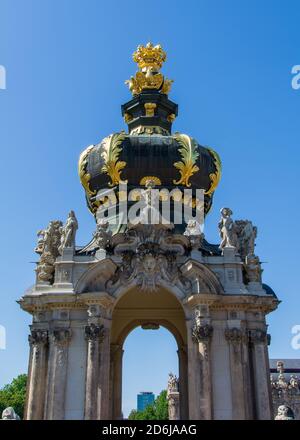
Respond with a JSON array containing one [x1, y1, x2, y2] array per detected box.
[[167, 391, 180, 420]]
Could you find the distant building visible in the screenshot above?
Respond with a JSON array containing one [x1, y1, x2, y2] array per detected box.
[[137, 392, 155, 411]]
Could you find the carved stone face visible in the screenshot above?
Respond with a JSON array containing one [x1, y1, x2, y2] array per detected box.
[[142, 254, 157, 273]]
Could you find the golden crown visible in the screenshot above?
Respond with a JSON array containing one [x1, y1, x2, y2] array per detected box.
[[133, 42, 166, 71]]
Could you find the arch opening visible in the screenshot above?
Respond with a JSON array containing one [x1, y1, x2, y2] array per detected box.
[[109, 286, 188, 420]]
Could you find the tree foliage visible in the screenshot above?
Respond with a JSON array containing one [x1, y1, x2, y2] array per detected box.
[[128, 390, 168, 420], [0, 374, 27, 419]]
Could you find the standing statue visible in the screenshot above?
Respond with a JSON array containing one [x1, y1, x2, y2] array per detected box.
[[1, 407, 20, 420], [59, 210, 78, 253], [275, 405, 294, 420], [218, 208, 238, 250], [35, 220, 62, 283]]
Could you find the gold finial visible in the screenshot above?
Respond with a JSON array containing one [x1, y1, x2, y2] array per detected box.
[[125, 42, 173, 96]]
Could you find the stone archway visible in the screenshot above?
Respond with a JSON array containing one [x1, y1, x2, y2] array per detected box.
[[109, 286, 188, 420]]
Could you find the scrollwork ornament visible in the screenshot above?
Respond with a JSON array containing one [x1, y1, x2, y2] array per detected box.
[[101, 132, 127, 187], [173, 133, 199, 187]]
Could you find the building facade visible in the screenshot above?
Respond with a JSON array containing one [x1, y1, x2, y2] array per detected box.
[[137, 392, 155, 412], [19, 43, 279, 420]]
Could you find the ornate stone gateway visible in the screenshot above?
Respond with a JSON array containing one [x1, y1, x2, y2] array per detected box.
[[19, 43, 279, 420]]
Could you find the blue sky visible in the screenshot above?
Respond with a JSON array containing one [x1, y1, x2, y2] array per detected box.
[[0, 0, 299, 416]]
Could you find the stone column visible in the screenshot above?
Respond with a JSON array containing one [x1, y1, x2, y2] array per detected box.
[[83, 304, 112, 420], [26, 329, 48, 420], [84, 323, 105, 420], [44, 328, 72, 420], [177, 346, 188, 420], [188, 314, 213, 419], [98, 321, 111, 420], [225, 327, 247, 419], [249, 328, 272, 419], [111, 344, 124, 420]]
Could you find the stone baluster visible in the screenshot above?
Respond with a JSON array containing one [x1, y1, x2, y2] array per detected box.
[[26, 329, 48, 420], [249, 328, 273, 419], [188, 310, 213, 420], [225, 327, 247, 419], [44, 328, 72, 419], [84, 323, 105, 419]]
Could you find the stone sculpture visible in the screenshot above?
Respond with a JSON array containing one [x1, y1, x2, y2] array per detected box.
[[275, 405, 294, 420], [168, 373, 179, 393], [167, 373, 180, 420], [245, 254, 262, 283], [35, 220, 62, 283], [184, 219, 204, 249], [234, 220, 257, 259], [93, 218, 112, 250], [59, 210, 78, 253], [218, 207, 238, 250], [1, 407, 20, 420]]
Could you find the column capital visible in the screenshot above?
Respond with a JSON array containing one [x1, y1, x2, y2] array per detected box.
[[249, 328, 268, 345], [85, 323, 105, 342], [191, 323, 213, 344], [51, 328, 72, 346], [225, 327, 246, 344], [28, 329, 48, 346]]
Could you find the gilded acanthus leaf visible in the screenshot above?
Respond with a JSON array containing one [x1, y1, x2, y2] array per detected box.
[[101, 132, 127, 187], [78, 145, 96, 197], [205, 148, 222, 196], [173, 133, 200, 187]]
